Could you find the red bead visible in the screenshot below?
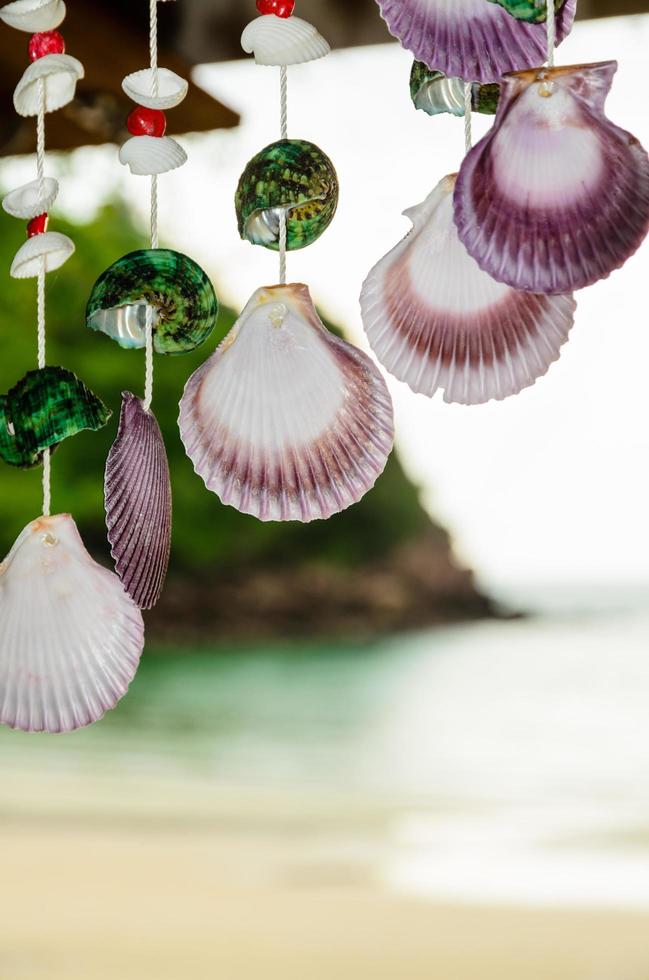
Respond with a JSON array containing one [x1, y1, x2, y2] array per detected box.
[[126, 107, 167, 138], [256, 0, 295, 16], [27, 214, 48, 237], [29, 31, 65, 61]]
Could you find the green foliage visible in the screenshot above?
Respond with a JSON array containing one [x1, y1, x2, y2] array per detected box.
[[0, 203, 436, 573]]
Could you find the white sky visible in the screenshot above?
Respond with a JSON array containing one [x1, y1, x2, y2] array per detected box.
[[5, 13, 648, 595]]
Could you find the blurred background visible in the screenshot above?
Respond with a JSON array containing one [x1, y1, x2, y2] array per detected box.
[[1, 2, 649, 978]]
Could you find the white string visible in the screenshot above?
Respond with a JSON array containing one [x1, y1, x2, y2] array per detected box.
[[144, 0, 159, 413], [278, 66, 288, 285], [546, 0, 556, 67], [463, 82, 472, 154], [36, 77, 51, 515]]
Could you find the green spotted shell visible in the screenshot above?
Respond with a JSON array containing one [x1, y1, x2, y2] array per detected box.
[[235, 139, 339, 251], [487, 0, 566, 23], [86, 249, 218, 355], [0, 367, 111, 469], [410, 63, 500, 117]]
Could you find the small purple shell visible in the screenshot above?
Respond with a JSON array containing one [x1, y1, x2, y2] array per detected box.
[[375, 0, 577, 84], [105, 392, 172, 610], [454, 61, 649, 294]]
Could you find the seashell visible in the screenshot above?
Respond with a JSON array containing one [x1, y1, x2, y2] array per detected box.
[[10, 230, 74, 279], [375, 0, 576, 84], [0, 0, 65, 32], [410, 62, 500, 116], [235, 139, 338, 251], [241, 13, 330, 67], [122, 67, 188, 110], [13, 53, 83, 117], [360, 175, 576, 405], [179, 283, 395, 523], [488, 0, 568, 23], [118, 134, 187, 176], [2, 177, 59, 220], [105, 393, 172, 611], [0, 513, 144, 733], [454, 61, 649, 294], [86, 249, 218, 355], [0, 366, 111, 469]]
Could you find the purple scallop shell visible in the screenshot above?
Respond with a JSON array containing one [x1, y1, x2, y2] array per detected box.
[[454, 61, 649, 294], [104, 392, 172, 610], [375, 0, 577, 84]]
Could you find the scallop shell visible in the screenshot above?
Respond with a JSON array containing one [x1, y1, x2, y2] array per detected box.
[[13, 53, 84, 117], [488, 0, 568, 23], [0, 367, 111, 469], [454, 61, 649, 294], [0, 514, 144, 733], [10, 230, 74, 279], [241, 13, 330, 67], [86, 249, 218, 355], [122, 68, 188, 110], [410, 63, 500, 116], [179, 283, 395, 523], [2, 177, 58, 220], [235, 140, 338, 251], [0, 0, 65, 32], [360, 175, 576, 405], [119, 135, 187, 176], [105, 393, 172, 611], [375, 0, 576, 84]]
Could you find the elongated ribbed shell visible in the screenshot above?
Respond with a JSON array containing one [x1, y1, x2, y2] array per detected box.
[[2, 177, 58, 220], [0, 366, 111, 468], [489, 0, 568, 23], [122, 67, 188, 110], [376, 0, 576, 84], [241, 13, 330, 66], [86, 249, 218, 355], [0, 0, 65, 32], [105, 393, 171, 610], [10, 230, 74, 279], [360, 175, 576, 405], [410, 62, 500, 116], [13, 53, 83, 116], [179, 284, 395, 523], [119, 134, 187, 176], [236, 140, 339, 251], [454, 61, 649, 294], [0, 514, 144, 733]]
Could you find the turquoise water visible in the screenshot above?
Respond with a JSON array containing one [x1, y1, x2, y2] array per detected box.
[[2, 604, 649, 907]]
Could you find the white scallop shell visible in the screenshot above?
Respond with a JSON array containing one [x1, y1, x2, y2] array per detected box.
[[179, 283, 394, 523], [2, 177, 58, 220], [0, 514, 145, 734], [13, 54, 84, 117], [122, 67, 188, 110], [10, 231, 74, 279], [241, 14, 330, 67], [119, 135, 187, 176], [0, 0, 65, 32], [360, 175, 576, 405]]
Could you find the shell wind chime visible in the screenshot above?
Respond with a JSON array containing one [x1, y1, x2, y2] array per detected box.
[[179, 0, 395, 523], [0, 0, 145, 733], [362, 0, 649, 404], [86, 0, 218, 609]]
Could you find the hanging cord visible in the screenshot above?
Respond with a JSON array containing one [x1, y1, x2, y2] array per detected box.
[[546, 0, 556, 68], [144, 0, 159, 412], [278, 66, 288, 285], [463, 82, 472, 154], [36, 77, 51, 516]]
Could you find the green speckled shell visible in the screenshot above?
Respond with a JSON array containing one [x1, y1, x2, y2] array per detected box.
[[0, 367, 111, 469], [487, 0, 566, 23], [410, 62, 500, 116], [235, 139, 339, 251], [86, 249, 218, 355]]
